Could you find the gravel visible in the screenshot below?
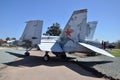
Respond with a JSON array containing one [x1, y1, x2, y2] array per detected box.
[[67, 53, 120, 79]]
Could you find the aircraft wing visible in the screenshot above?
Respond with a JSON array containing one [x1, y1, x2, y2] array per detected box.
[[38, 42, 63, 52], [79, 42, 115, 57]]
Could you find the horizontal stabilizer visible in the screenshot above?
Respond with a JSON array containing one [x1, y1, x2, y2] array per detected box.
[[79, 43, 115, 57]]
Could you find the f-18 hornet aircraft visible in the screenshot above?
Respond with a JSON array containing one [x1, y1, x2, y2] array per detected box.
[[20, 9, 114, 61]]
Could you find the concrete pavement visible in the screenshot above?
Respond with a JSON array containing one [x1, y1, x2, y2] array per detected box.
[[0, 49, 105, 80], [0, 47, 25, 69]]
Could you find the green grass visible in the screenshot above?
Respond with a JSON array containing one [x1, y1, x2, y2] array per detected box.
[[107, 49, 120, 57]]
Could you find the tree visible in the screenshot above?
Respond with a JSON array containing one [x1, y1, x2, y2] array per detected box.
[[6, 37, 10, 41], [115, 40, 120, 49], [0, 39, 4, 46], [43, 23, 62, 36]]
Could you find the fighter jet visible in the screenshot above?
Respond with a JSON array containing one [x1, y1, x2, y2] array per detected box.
[[20, 9, 114, 61]]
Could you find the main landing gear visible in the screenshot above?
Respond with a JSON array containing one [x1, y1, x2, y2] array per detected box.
[[53, 52, 67, 60], [24, 48, 31, 56], [44, 51, 50, 61], [43, 52, 67, 61], [24, 51, 30, 56]]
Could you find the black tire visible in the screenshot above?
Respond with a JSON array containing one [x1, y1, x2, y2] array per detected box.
[[25, 51, 30, 56], [44, 54, 50, 61]]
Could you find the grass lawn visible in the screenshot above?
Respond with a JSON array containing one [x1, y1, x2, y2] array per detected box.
[[107, 49, 120, 57]]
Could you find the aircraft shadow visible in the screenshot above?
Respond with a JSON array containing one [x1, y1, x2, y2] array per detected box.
[[4, 51, 112, 78], [5, 51, 26, 58], [77, 61, 113, 67]]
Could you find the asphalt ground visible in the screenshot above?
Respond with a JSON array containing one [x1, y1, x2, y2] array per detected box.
[[0, 48, 105, 80]]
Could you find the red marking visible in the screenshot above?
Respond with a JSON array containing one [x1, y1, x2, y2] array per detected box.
[[65, 29, 73, 37]]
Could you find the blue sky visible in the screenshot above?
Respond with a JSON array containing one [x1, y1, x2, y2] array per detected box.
[[0, 0, 120, 42]]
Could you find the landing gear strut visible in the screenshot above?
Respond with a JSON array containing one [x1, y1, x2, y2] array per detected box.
[[53, 52, 67, 60], [60, 52, 67, 60], [44, 51, 50, 61], [24, 47, 31, 56]]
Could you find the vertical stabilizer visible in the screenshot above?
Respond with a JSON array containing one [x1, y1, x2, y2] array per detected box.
[[86, 21, 97, 40], [20, 20, 43, 45], [60, 9, 87, 42]]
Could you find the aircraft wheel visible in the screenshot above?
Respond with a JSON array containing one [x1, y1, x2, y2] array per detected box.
[[44, 54, 50, 61], [25, 51, 30, 56], [44, 52, 50, 61]]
